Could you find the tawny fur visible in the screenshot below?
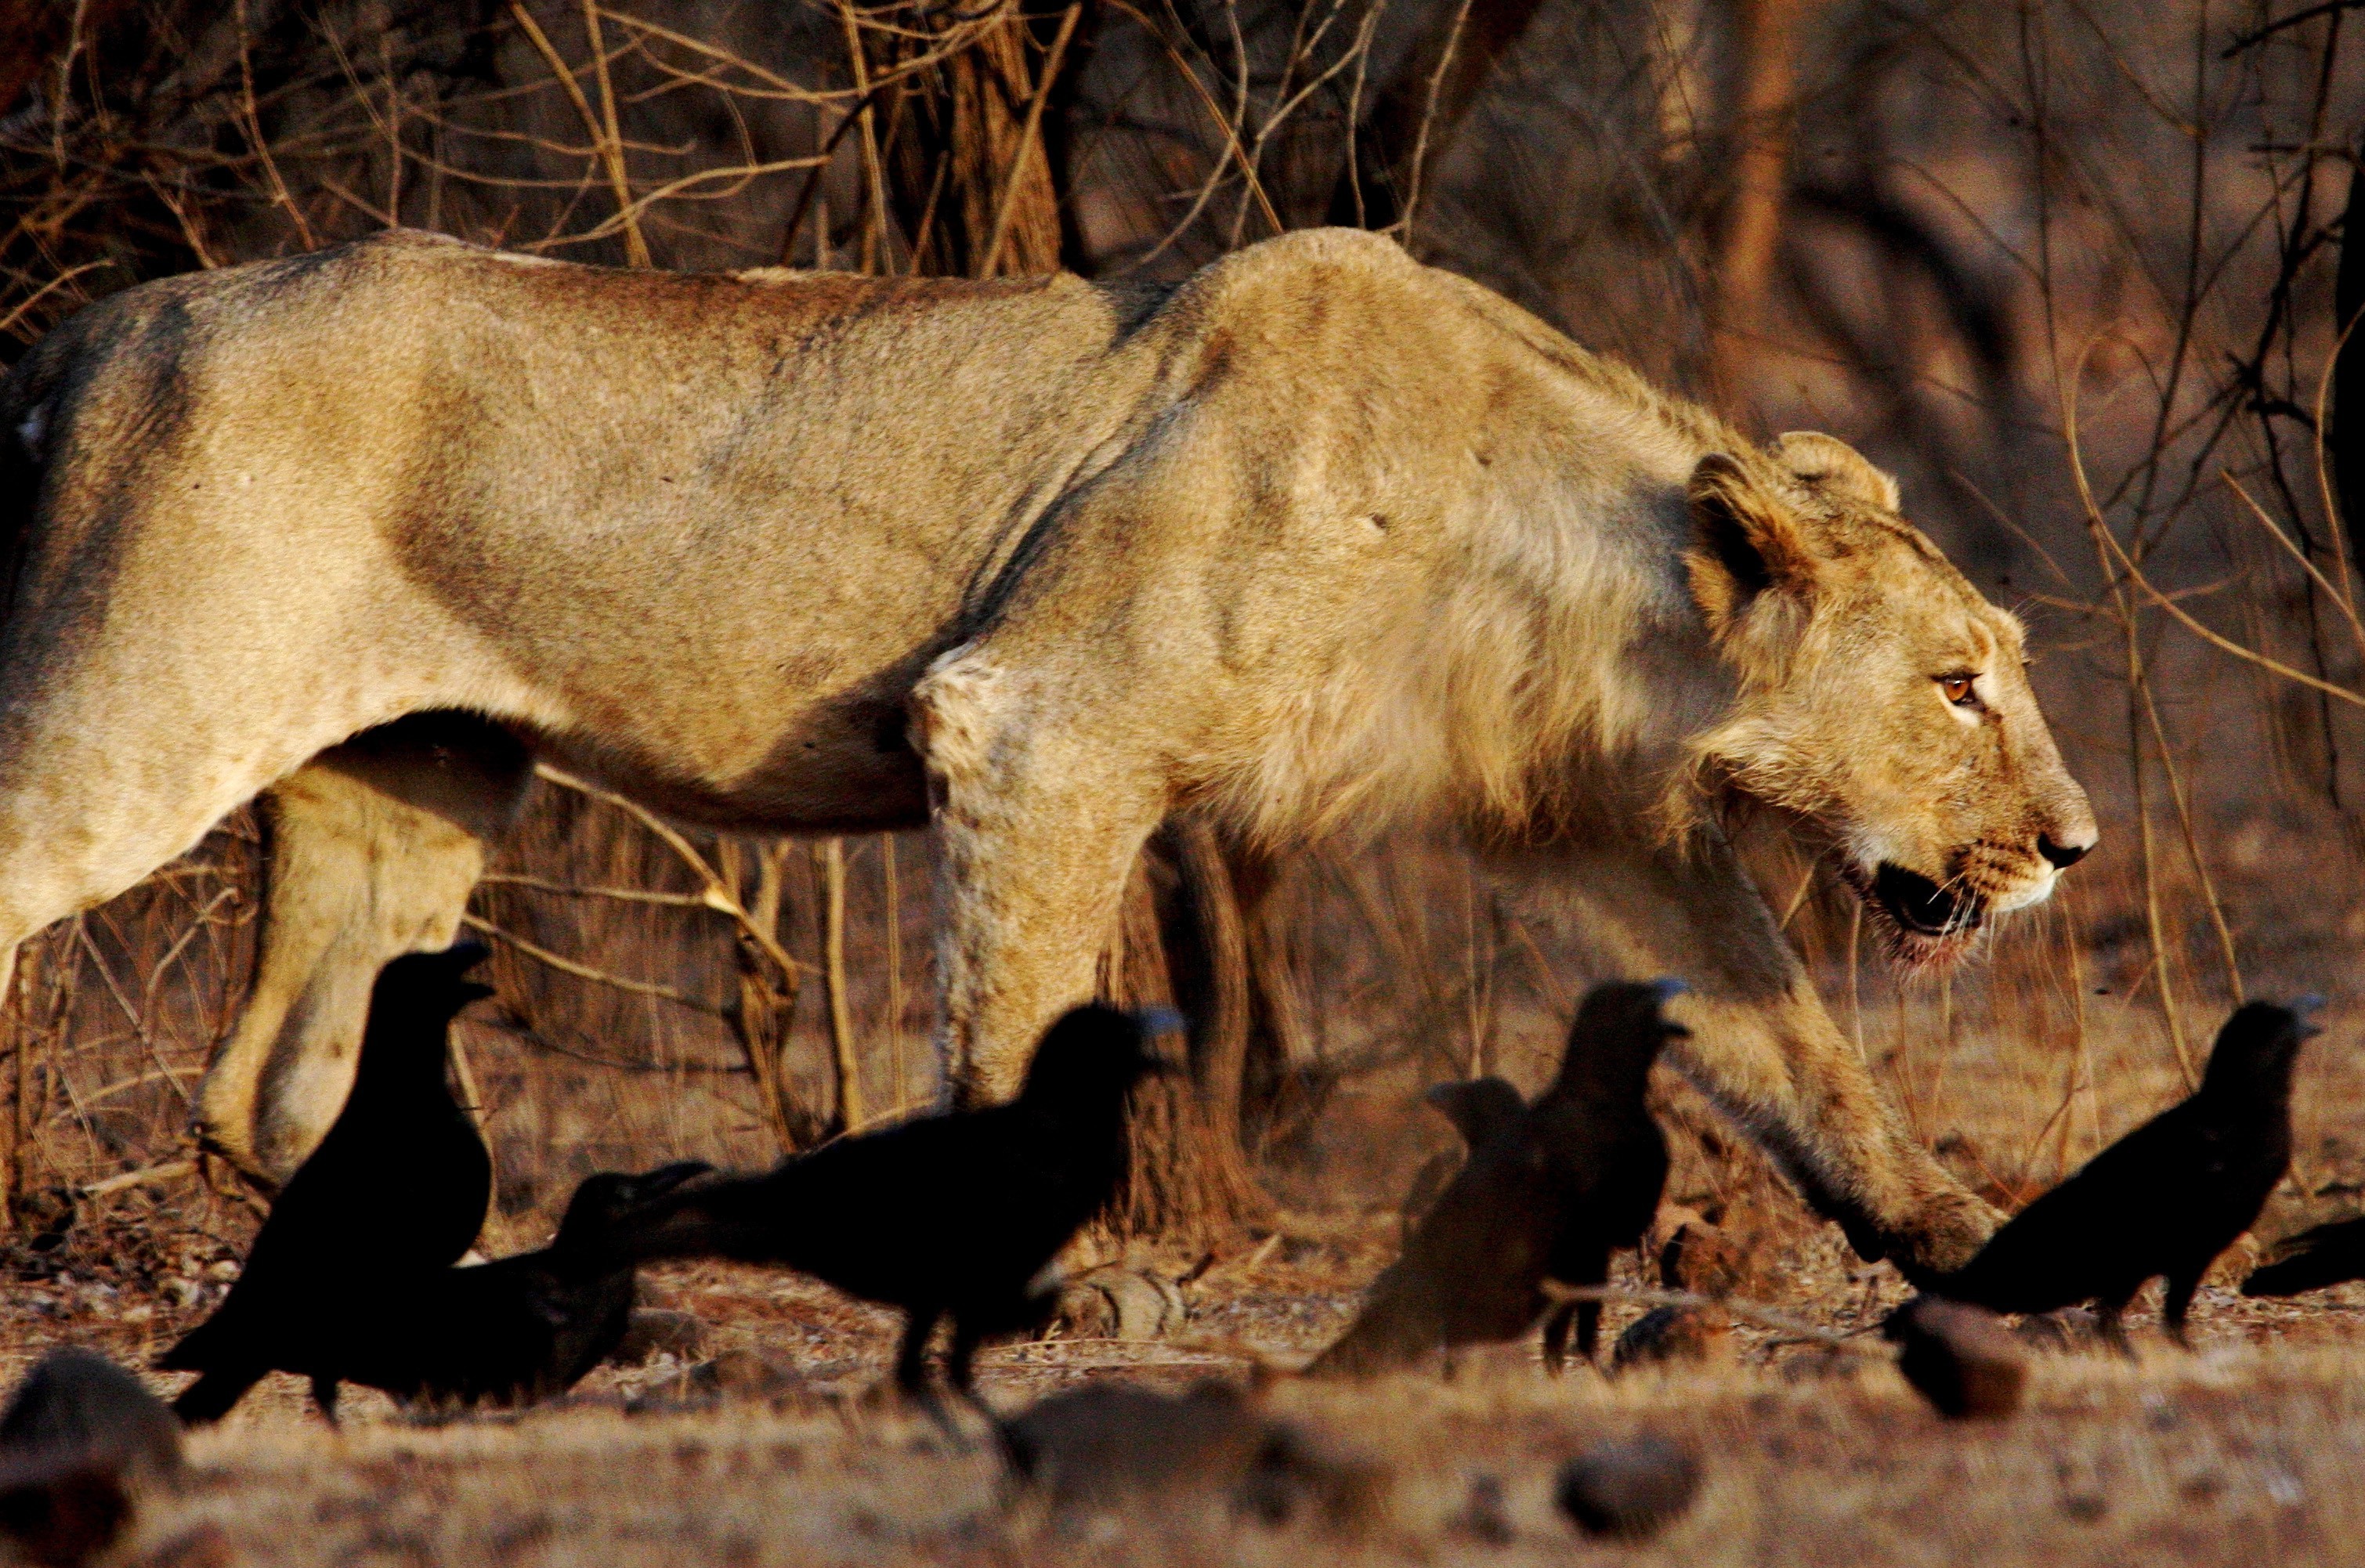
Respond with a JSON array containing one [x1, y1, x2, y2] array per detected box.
[[0, 227, 2093, 1276]]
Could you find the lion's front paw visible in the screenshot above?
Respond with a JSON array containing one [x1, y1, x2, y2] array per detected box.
[[1887, 1191, 2006, 1284]]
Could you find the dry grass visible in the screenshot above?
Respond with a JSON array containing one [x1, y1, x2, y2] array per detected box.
[[9, 1187, 2365, 1565], [24, 1252, 2365, 1567]]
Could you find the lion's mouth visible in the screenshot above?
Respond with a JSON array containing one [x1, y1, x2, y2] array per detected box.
[[1869, 862, 1984, 939]]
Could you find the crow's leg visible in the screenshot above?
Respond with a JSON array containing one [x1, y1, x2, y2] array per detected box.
[[170, 1367, 266, 1426], [2162, 1270, 2203, 1349], [1487, 829, 2005, 1283], [945, 1318, 987, 1400], [1544, 1251, 1610, 1371], [310, 1377, 342, 1426], [1540, 1306, 1575, 1374], [2096, 1295, 2135, 1359], [895, 1306, 943, 1397], [1576, 1299, 1604, 1361]]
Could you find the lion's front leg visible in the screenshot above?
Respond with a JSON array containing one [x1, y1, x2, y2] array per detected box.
[[910, 649, 1169, 1105], [1513, 825, 2001, 1281]]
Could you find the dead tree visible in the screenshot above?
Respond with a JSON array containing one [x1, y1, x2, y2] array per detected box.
[[2338, 149, 2364, 572]]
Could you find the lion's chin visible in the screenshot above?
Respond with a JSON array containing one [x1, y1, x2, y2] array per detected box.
[[1840, 861, 1988, 972]]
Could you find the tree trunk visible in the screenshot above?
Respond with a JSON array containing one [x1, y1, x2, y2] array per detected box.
[[873, 2, 1071, 277], [1095, 832, 1267, 1246], [2338, 153, 2365, 575], [1709, 0, 1810, 397]]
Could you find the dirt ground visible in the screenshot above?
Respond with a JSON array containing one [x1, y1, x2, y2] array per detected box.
[[10, 1196, 2365, 1568]]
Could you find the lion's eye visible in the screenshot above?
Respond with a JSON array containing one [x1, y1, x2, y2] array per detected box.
[[1940, 674, 1980, 708]]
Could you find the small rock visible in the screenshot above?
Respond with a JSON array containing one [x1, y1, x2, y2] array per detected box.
[[0, 1349, 182, 1483], [2013, 1307, 2103, 1352], [1884, 1297, 2027, 1420], [999, 1380, 1386, 1530], [610, 1309, 707, 1366], [1235, 1422, 1389, 1533], [1611, 1306, 1728, 1372], [1448, 1474, 1514, 1545], [0, 1349, 184, 1567], [1554, 1436, 1701, 1540], [999, 1382, 1264, 1508], [626, 1350, 812, 1416], [131, 1522, 235, 1568]]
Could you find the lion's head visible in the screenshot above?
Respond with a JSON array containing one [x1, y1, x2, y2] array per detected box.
[[1676, 431, 2097, 964]]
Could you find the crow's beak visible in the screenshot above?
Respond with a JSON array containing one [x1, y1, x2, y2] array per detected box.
[[1137, 1006, 1189, 1037], [454, 980, 498, 1006]]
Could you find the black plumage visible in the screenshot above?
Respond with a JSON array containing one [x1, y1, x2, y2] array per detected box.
[[1308, 981, 1685, 1377], [1423, 1077, 1526, 1152], [617, 1004, 1166, 1404], [160, 944, 495, 1423], [1398, 1077, 1528, 1236], [2242, 1215, 2365, 1298], [1940, 999, 2317, 1349], [335, 1161, 714, 1411], [1535, 985, 1681, 1371]]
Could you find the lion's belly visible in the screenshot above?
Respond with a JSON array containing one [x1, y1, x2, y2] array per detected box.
[[534, 710, 934, 834], [465, 544, 960, 835]]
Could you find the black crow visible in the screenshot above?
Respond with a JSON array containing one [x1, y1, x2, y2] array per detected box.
[[2242, 1215, 2365, 1298], [1939, 998, 2318, 1349], [1398, 1076, 1527, 1237], [1536, 982, 1683, 1370], [1424, 1077, 1526, 1151], [0, 1349, 182, 1568], [617, 1004, 1169, 1405], [1308, 980, 1686, 1377], [334, 1161, 714, 1411], [160, 943, 495, 1422]]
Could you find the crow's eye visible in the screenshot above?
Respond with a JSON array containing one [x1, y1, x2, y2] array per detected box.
[[1939, 674, 1980, 708]]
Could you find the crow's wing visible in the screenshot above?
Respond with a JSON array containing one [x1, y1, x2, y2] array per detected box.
[[1945, 1103, 2202, 1311]]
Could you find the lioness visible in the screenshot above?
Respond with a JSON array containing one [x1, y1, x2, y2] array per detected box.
[[0, 226, 2092, 1277]]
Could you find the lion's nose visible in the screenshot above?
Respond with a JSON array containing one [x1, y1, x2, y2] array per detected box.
[[2038, 833, 2092, 870]]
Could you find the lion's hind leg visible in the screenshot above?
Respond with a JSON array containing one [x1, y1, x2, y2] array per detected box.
[[197, 716, 530, 1183]]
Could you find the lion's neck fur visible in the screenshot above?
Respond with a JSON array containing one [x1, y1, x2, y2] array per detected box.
[[1201, 254, 1751, 852]]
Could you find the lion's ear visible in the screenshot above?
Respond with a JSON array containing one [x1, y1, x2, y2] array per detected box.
[[1771, 431, 1900, 513], [1683, 452, 1816, 638]]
